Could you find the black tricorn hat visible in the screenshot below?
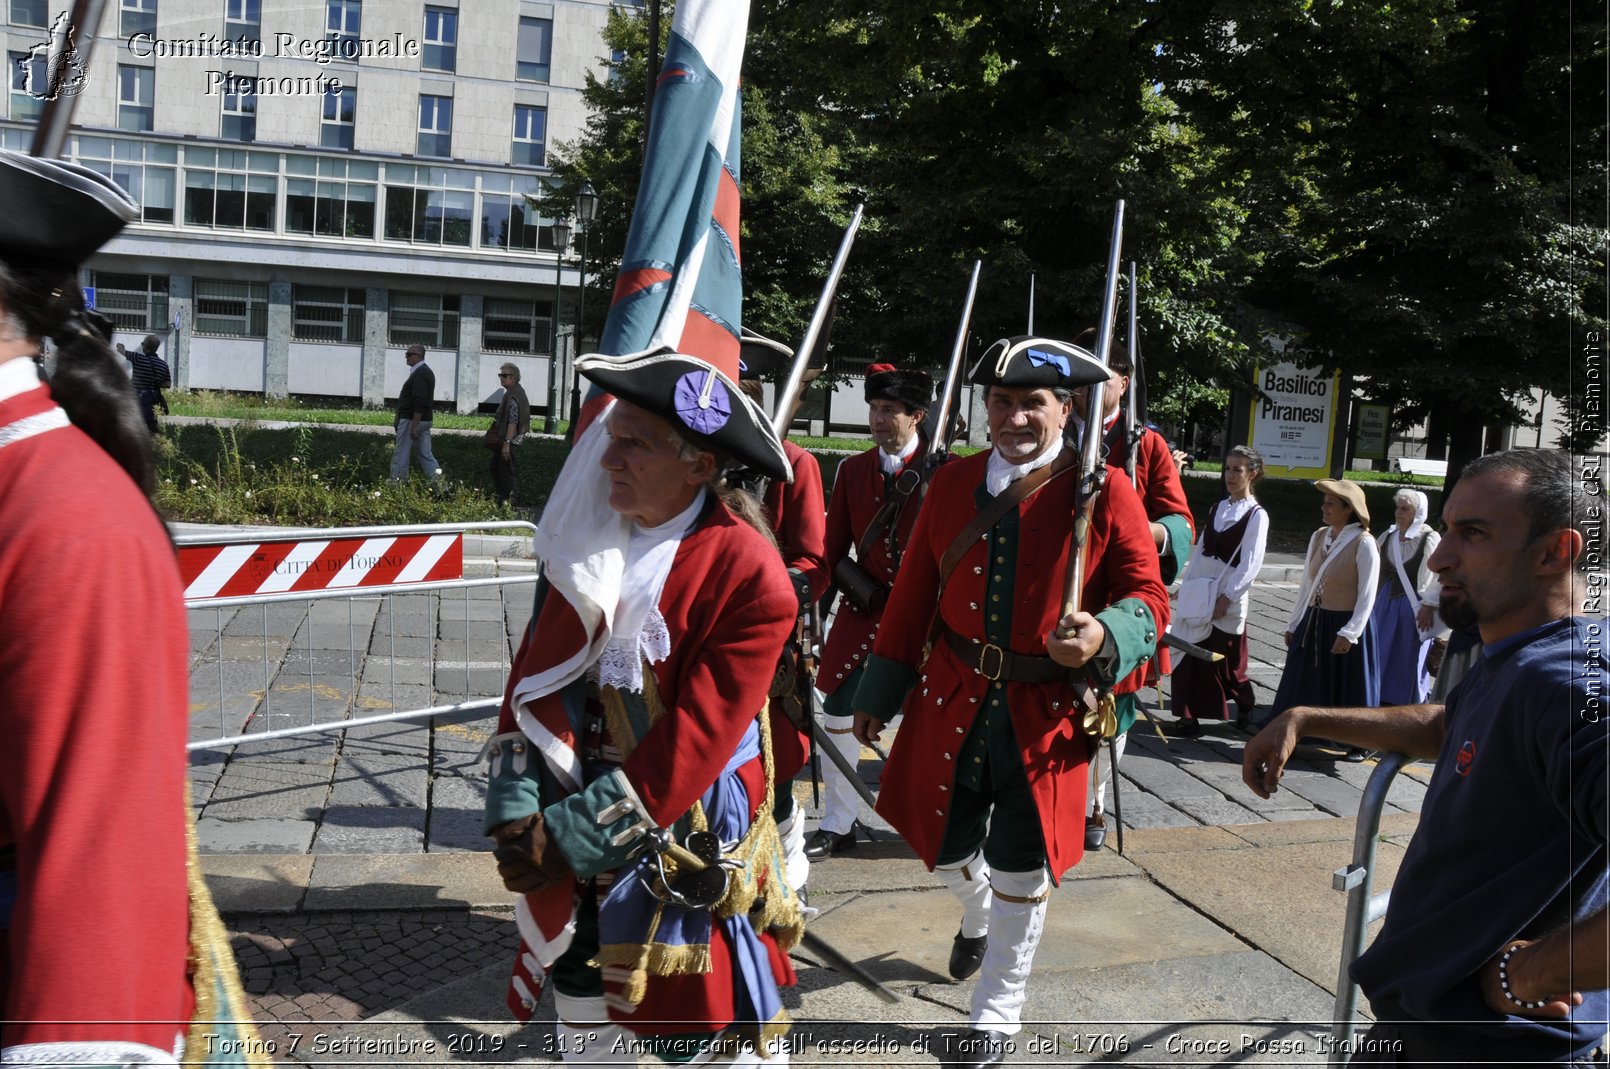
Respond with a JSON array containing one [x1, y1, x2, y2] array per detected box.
[[0, 152, 137, 269], [969, 336, 1108, 390], [737, 328, 793, 381], [865, 363, 933, 410], [577, 347, 792, 482]]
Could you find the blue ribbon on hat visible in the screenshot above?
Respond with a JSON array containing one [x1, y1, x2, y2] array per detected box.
[[674, 370, 731, 436], [1026, 347, 1070, 376]]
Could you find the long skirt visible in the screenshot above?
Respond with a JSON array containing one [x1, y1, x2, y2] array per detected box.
[[1370, 588, 1430, 705], [1168, 627, 1255, 722], [1271, 606, 1380, 714]]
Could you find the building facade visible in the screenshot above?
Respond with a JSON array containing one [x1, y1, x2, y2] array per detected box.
[[3, 0, 615, 413]]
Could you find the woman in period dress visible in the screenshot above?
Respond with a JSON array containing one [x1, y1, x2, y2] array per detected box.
[[1166, 445, 1269, 734], [1270, 479, 1381, 759], [1371, 489, 1444, 705]]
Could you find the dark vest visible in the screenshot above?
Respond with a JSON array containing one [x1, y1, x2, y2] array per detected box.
[[1202, 499, 1259, 565], [1383, 533, 1428, 600]]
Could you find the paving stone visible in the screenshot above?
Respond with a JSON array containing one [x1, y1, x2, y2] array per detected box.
[[327, 754, 429, 809], [312, 806, 427, 853], [197, 817, 317, 854]]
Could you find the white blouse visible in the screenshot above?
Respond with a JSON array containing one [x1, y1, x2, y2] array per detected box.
[[1284, 523, 1380, 643]]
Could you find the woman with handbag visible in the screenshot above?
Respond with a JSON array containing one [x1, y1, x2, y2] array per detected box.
[[1165, 445, 1269, 735], [1370, 488, 1445, 704], [1269, 478, 1382, 760]]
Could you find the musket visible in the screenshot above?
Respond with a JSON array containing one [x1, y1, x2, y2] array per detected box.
[[1027, 272, 1036, 334], [1164, 632, 1225, 663], [772, 194, 866, 440], [1124, 261, 1140, 487], [924, 259, 982, 469], [30, 0, 108, 160]]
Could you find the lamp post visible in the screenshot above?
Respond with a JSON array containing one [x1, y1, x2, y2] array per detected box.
[[566, 180, 599, 427], [544, 214, 573, 434]]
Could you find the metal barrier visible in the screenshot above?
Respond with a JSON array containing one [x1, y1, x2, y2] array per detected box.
[[1329, 751, 1418, 1064], [178, 521, 538, 752]]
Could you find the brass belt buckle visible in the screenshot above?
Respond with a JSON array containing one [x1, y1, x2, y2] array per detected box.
[[978, 642, 1005, 682]]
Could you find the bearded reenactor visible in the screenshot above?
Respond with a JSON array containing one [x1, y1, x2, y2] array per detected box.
[[853, 337, 1169, 1068], [807, 363, 935, 860]]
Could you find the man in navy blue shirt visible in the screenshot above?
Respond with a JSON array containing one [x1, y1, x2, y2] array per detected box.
[[1245, 448, 1608, 1065]]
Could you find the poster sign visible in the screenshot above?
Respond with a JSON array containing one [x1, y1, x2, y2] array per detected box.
[[1355, 403, 1391, 461], [1248, 350, 1339, 478]]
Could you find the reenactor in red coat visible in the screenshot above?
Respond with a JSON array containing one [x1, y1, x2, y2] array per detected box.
[[853, 337, 1169, 1069], [807, 364, 934, 859]]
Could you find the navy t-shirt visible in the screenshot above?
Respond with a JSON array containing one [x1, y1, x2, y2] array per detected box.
[[1352, 616, 1609, 1060]]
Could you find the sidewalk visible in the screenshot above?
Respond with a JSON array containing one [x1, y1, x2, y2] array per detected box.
[[189, 543, 1431, 1065]]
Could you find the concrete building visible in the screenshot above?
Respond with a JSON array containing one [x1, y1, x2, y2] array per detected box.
[[2, 0, 617, 413]]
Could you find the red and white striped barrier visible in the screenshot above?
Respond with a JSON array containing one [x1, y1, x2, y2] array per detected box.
[[179, 534, 464, 601]]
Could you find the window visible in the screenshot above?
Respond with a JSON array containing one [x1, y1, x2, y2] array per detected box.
[[416, 94, 452, 157], [512, 105, 545, 167], [92, 272, 169, 332], [195, 279, 268, 337], [516, 17, 551, 82], [120, 0, 157, 38], [422, 7, 456, 72], [117, 65, 153, 132], [326, 0, 360, 58], [388, 292, 459, 348], [481, 173, 562, 251], [9, 50, 44, 122], [483, 297, 553, 354], [74, 135, 177, 223], [225, 0, 261, 46], [221, 88, 255, 141], [320, 85, 354, 150], [9, 1, 47, 27], [293, 285, 364, 342], [183, 147, 277, 231], [384, 164, 473, 247], [285, 155, 377, 239]]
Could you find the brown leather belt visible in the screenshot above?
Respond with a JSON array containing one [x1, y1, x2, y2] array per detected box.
[[942, 626, 1070, 684]]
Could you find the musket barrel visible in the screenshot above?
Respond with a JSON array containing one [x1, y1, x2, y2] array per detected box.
[[772, 197, 865, 439], [1126, 260, 1139, 485], [927, 259, 981, 463]]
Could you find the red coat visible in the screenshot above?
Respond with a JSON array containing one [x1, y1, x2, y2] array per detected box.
[[0, 383, 195, 1056], [868, 452, 1168, 880], [1104, 421, 1193, 680], [818, 446, 927, 695], [763, 441, 827, 780]]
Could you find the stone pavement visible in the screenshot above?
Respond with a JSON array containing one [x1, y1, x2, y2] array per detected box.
[[186, 535, 1433, 1065]]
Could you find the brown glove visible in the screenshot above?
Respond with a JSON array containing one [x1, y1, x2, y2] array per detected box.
[[1426, 637, 1448, 678], [490, 812, 572, 894]]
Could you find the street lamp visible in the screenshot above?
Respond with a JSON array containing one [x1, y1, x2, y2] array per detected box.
[[544, 213, 573, 434], [566, 180, 599, 426]]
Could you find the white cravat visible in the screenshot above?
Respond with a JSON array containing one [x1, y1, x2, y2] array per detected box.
[[878, 432, 920, 475], [984, 437, 1063, 497]]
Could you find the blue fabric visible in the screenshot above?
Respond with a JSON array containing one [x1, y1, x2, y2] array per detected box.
[[1370, 586, 1430, 705], [1351, 617, 1610, 1061], [1271, 606, 1380, 714]]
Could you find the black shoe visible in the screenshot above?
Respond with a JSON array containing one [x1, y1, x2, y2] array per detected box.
[[1084, 814, 1107, 851], [948, 929, 987, 980], [1341, 746, 1369, 763], [1161, 717, 1202, 738], [803, 822, 859, 860], [944, 1028, 1012, 1069]]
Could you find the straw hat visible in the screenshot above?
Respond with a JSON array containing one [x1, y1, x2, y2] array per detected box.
[[1315, 478, 1369, 527]]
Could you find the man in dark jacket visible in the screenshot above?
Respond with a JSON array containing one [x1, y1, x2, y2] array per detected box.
[[390, 343, 441, 483]]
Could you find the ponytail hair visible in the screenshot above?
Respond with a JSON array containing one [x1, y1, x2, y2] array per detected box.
[[0, 262, 155, 495]]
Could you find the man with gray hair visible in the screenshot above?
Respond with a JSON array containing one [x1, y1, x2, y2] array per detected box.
[[1244, 449, 1608, 1064], [390, 343, 441, 483]]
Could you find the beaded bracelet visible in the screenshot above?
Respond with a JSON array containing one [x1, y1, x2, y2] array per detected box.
[[1499, 942, 1549, 1011]]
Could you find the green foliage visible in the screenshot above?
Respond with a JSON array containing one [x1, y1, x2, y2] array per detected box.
[[166, 390, 499, 432]]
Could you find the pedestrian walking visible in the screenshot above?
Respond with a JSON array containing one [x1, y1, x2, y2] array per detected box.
[[390, 343, 442, 483], [487, 362, 530, 506], [1371, 488, 1444, 704], [127, 333, 170, 433]]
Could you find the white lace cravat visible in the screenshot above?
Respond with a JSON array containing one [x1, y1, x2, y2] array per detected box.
[[588, 490, 706, 692]]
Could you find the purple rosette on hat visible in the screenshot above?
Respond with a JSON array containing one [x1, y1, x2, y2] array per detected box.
[[674, 370, 731, 436]]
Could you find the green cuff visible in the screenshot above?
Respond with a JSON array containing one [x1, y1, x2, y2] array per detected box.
[[1159, 513, 1193, 586], [542, 769, 658, 879], [1095, 597, 1158, 683], [483, 731, 544, 836], [851, 653, 920, 722], [1113, 692, 1140, 735]]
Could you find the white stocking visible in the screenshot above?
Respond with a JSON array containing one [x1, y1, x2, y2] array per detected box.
[[968, 867, 1050, 1035], [552, 991, 629, 1065], [934, 849, 992, 939], [816, 710, 863, 836], [1086, 733, 1127, 817]]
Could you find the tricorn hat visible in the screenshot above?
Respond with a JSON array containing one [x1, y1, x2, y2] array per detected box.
[[737, 328, 793, 381], [865, 363, 933, 410], [577, 347, 792, 482], [969, 336, 1109, 390], [1315, 478, 1370, 528], [0, 152, 137, 269]]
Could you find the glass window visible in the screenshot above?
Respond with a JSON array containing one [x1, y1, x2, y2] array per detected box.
[[512, 105, 545, 167], [184, 152, 275, 232], [221, 88, 255, 142], [417, 95, 452, 158], [516, 17, 551, 82], [9, 1, 47, 27], [9, 49, 44, 122], [293, 285, 364, 342], [73, 135, 177, 224], [320, 86, 355, 150], [422, 7, 456, 73], [195, 279, 268, 337], [285, 156, 377, 239], [388, 292, 459, 348], [120, 0, 156, 38], [384, 164, 473, 247], [92, 272, 169, 331], [326, 0, 360, 58], [117, 65, 153, 132], [481, 173, 560, 252], [225, 0, 261, 46], [483, 297, 553, 354]]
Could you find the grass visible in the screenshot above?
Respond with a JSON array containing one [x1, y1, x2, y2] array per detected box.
[[167, 389, 500, 433]]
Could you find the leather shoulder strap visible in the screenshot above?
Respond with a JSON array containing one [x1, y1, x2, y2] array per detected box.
[[936, 448, 1078, 589]]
